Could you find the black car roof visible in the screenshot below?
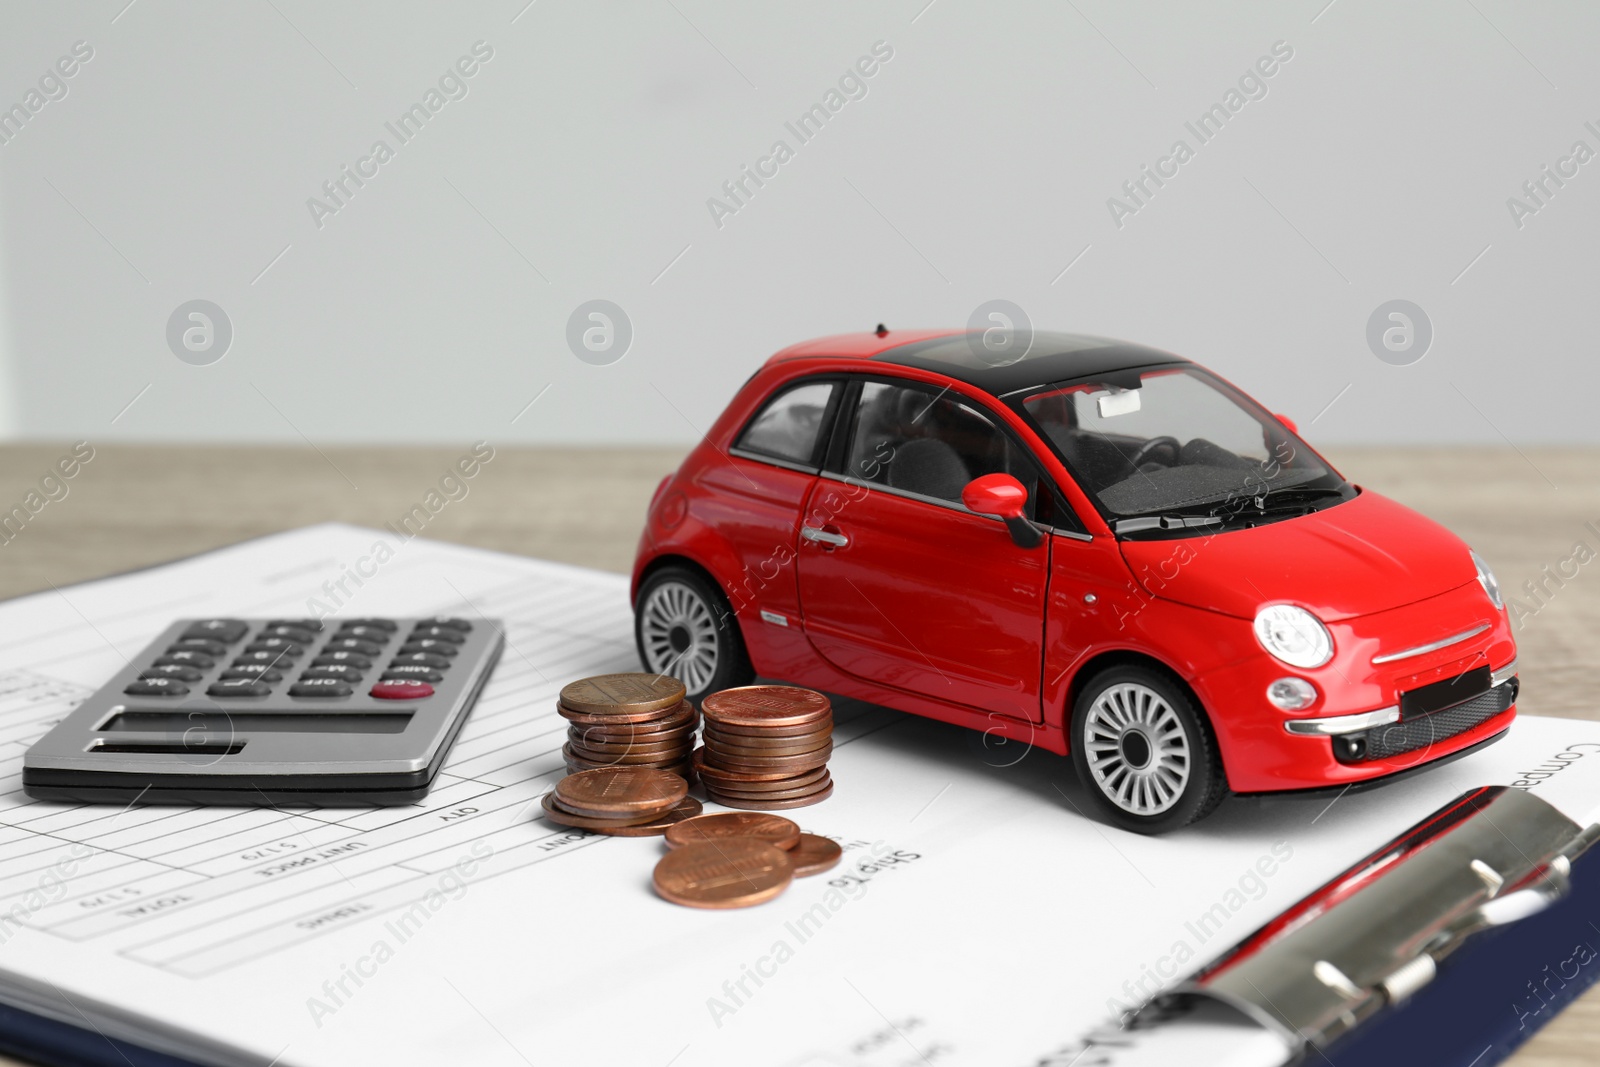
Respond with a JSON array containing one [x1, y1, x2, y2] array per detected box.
[[873, 331, 1191, 396]]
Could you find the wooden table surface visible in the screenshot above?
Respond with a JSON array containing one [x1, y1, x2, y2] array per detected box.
[[0, 443, 1596, 1065]]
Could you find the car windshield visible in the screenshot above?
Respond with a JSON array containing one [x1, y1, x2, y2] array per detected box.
[[1018, 368, 1350, 534]]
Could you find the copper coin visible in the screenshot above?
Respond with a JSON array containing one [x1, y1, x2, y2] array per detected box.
[[704, 717, 833, 739], [564, 754, 693, 779], [591, 796, 704, 837], [563, 743, 693, 768], [703, 772, 834, 802], [571, 719, 696, 746], [653, 839, 794, 909], [694, 762, 829, 793], [561, 673, 686, 716], [707, 781, 834, 810], [566, 733, 694, 755], [703, 734, 833, 758], [559, 696, 697, 727], [789, 833, 843, 876], [540, 792, 665, 829], [703, 745, 833, 770], [553, 767, 687, 818], [664, 812, 802, 851], [701, 685, 831, 728], [693, 747, 821, 782]]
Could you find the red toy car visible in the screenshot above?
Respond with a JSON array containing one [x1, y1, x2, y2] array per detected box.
[[631, 329, 1517, 832]]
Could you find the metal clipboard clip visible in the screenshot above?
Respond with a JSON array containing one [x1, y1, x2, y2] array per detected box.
[[1167, 786, 1600, 1053]]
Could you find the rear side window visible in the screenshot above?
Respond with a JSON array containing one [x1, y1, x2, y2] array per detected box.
[[735, 380, 836, 467]]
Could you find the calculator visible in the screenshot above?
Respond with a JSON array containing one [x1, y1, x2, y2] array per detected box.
[[23, 617, 504, 806]]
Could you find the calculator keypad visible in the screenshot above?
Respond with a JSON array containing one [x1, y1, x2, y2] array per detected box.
[[122, 617, 480, 703]]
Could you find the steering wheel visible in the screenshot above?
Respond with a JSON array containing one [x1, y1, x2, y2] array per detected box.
[[1130, 435, 1181, 469]]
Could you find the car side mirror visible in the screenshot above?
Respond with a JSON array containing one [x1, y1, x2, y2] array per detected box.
[[1276, 413, 1298, 435], [961, 474, 1043, 549]]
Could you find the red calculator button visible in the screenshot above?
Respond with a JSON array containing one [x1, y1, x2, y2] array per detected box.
[[370, 680, 434, 700]]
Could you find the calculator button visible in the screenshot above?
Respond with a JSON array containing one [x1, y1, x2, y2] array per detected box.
[[290, 679, 353, 698], [182, 619, 249, 643], [335, 626, 392, 643], [207, 679, 272, 697], [169, 639, 227, 657], [234, 650, 295, 666], [380, 665, 443, 682], [221, 667, 283, 682], [265, 618, 324, 632], [398, 641, 459, 657], [419, 618, 472, 631], [390, 652, 451, 669], [261, 626, 318, 644], [301, 666, 362, 683], [370, 680, 434, 700], [141, 665, 202, 682], [409, 626, 466, 644], [324, 638, 382, 656], [245, 639, 305, 656], [125, 678, 190, 696], [338, 619, 398, 632], [312, 652, 372, 669], [155, 652, 214, 669]]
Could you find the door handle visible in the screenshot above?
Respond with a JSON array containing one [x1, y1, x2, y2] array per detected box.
[[800, 525, 849, 548]]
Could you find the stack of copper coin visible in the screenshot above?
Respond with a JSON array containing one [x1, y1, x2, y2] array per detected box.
[[558, 673, 697, 780], [542, 766, 702, 836], [694, 685, 834, 809]]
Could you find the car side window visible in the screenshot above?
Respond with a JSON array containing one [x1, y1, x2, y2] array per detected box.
[[735, 380, 836, 467], [840, 379, 1071, 526]]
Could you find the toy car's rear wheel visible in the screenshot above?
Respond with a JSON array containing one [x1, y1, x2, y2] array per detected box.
[[634, 566, 754, 704], [1070, 665, 1227, 834]]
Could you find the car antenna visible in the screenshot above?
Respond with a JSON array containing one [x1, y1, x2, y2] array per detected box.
[[874, 323, 888, 337]]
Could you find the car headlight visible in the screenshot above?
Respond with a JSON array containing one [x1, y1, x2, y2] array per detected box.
[[1253, 605, 1333, 669], [1471, 550, 1503, 610]]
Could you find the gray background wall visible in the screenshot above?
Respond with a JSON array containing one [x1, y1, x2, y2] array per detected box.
[[0, 0, 1594, 445]]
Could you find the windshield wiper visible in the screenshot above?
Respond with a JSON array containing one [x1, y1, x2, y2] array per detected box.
[[1112, 514, 1224, 534]]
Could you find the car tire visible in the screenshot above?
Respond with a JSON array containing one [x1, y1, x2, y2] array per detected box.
[[633, 565, 754, 705], [1069, 665, 1227, 834]]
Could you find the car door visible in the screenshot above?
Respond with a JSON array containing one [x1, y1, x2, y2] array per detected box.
[[697, 377, 843, 627], [794, 377, 1053, 723]]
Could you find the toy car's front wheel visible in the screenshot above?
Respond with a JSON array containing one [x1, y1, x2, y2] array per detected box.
[[634, 566, 754, 704], [1070, 665, 1227, 834]]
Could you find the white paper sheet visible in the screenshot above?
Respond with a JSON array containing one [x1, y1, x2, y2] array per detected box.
[[0, 524, 1595, 1067]]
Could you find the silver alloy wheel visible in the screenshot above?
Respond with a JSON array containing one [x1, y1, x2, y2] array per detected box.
[[1083, 681, 1192, 817], [638, 580, 720, 693]]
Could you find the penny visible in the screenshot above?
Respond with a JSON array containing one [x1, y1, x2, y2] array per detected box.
[[788, 833, 843, 876], [590, 796, 704, 837], [572, 718, 696, 746], [695, 762, 829, 788], [564, 753, 693, 780], [566, 734, 694, 756], [703, 734, 833, 759], [664, 812, 802, 851], [704, 717, 833, 739], [702, 772, 834, 802], [558, 697, 698, 727], [563, 743, 693, 767], [653, 839, 794, 909], [701, 745, 833, 770], [539, 792, 665, 829], [560, 673, 686, 716], [693, 747, 821, 782], [706, 781, 834, 810], [553, 766, 687, 818], [701, 685, 831, 728]]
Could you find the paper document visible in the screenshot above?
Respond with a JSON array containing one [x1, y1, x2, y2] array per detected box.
[[0, 524, 1596, 1066]]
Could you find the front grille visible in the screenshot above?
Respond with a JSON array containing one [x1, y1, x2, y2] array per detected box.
[[1351, 681, 1517, 763]]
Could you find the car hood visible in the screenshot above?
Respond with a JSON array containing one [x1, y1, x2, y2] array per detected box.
[[1117, 490, 1478, 622]]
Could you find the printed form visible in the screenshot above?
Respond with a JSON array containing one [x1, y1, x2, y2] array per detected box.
[[0, 524, 1596, 1066]]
